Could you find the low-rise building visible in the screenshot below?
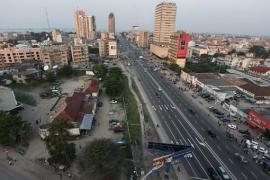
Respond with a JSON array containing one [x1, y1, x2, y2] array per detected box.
[[70, 45, 89, 66], [0, 47, 41, 65], [108, 40, 117, 59], [40, 45, 69, 67], [98, 39, 107, 57], [247, 109, 270, 132], [150, 43, 169, 59], [138, 31, 149, 48], [52, 29, 62, 43], [12, 68, 41, 84], [249, 66, 270, 77]]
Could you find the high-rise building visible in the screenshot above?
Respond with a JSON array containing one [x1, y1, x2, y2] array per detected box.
[[75, 10, 96, 41], [75, 10, 86, 38], [150, 1, 177, 58], [168, 31, 189, 68], [85, 16, 96, 41], [153, 2, 177, 45], [108, 13, 115, 34]]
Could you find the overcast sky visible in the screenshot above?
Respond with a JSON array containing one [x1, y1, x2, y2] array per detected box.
[[0, 0, 269, 36]]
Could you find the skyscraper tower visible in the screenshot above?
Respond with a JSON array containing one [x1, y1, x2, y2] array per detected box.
[[108, 13, 115, 34], [75, 10, 86, 38], [153, 2, 177, 45], [75, 10, 96, 41]]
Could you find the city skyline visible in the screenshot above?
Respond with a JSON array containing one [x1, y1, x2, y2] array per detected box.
[[0, 0, 270, 36]]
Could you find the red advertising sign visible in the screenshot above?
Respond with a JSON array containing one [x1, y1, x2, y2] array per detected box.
[[177, 33, 189, 58]]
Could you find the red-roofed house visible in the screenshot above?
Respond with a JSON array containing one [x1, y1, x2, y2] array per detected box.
[[57, 92, 85, 123], [249, 66, 270, 77], [237, 79, 270, 102], [84, 80, 99, 97]]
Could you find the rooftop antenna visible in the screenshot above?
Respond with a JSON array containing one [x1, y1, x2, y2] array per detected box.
[[45, 8, 51, 31]]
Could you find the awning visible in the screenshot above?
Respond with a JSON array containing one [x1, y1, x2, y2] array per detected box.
[[80, 114, 94, 130]]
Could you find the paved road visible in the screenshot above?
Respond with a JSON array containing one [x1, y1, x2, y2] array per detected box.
[[118, 36, 269, 180]]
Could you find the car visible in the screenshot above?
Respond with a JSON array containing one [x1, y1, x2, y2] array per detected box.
[[238, 129, 250, 135], [226, 132, 237, 141], [110, 100, 118, 104], [188, 109, 196, 115], [227, 124, 237, 130], [207, 130, 217, 138], [217, 166, 231, 180], [234, 153, 248, 163], [97, 101, 103, 107], [243, 134, 252, 140], [259, 147, 269, 154], [207, 167, 221, 180]]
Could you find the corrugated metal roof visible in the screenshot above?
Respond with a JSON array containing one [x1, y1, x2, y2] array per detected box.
[[79, 114, 93, 130]]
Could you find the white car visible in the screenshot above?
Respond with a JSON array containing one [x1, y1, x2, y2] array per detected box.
[[259, 147, 269, 154], [110, 100, 118, 104], [227, 124, 237, 129]]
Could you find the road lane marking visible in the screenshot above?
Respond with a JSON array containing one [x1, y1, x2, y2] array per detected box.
[[241, 172, 248, 180], [159, 105, 162, 111], [146, 71, 237, 180], [228, 158, 234, 164], [250, 171, 258, 179]]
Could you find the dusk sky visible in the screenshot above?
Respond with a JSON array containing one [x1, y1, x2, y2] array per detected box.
[[0, 0, 269, 36]]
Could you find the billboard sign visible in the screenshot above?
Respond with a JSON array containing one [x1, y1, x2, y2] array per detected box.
[[177, 33, 189, 58]]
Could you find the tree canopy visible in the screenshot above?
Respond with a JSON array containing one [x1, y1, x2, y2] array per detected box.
[[183, 62, 228, 73], [44, 71, 56, 82], [93, 64, 108, 78], [45, 119, 75, 166], [0, 111, 30, 146], [59, 65, 74, 77], [169, 63, 181, 73], [80, 139, 123, 179], [249, 45, 269, 59], [104, 67, 124, 97]]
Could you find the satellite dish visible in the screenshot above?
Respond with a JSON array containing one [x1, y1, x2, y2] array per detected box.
[[52, 65, 58, 69], [44, 65, 49, 71]]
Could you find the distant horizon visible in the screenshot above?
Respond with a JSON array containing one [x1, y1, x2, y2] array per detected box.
[[0, 0, 269, 37], [0, 27, 269, 38]]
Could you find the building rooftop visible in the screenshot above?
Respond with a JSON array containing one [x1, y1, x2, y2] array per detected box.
[[192, 73, 233, 87], [0, 86, 18, 111], [250, 66, 270, 74], [239, 79, 270, 97]]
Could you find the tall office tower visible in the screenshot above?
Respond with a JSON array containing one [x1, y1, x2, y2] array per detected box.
[[108, 13, 115, 34], [153, 2, 177, 45], [86, 16, 96, 41], [75, 10, 86, 38]]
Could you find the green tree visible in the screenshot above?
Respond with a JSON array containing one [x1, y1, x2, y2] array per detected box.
[[262, 128, 270, 140], [45, 119, 76, 166], [169, 63, 181, 73], [93, 64, 108, 78], [104, 67, 124, 97], [249, 45, 268, 59], [44, 71, 56, 82], [0, 112, 30, 146], [59, 65, 73, 77], [80, 139, 122, 179]]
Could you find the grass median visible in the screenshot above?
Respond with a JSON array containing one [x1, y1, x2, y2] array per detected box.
[[123, 76, 142, 147]]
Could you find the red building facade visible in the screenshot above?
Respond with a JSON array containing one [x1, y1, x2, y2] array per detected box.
[[177, 33, 189, 58], [247, 110, 270, 131]]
